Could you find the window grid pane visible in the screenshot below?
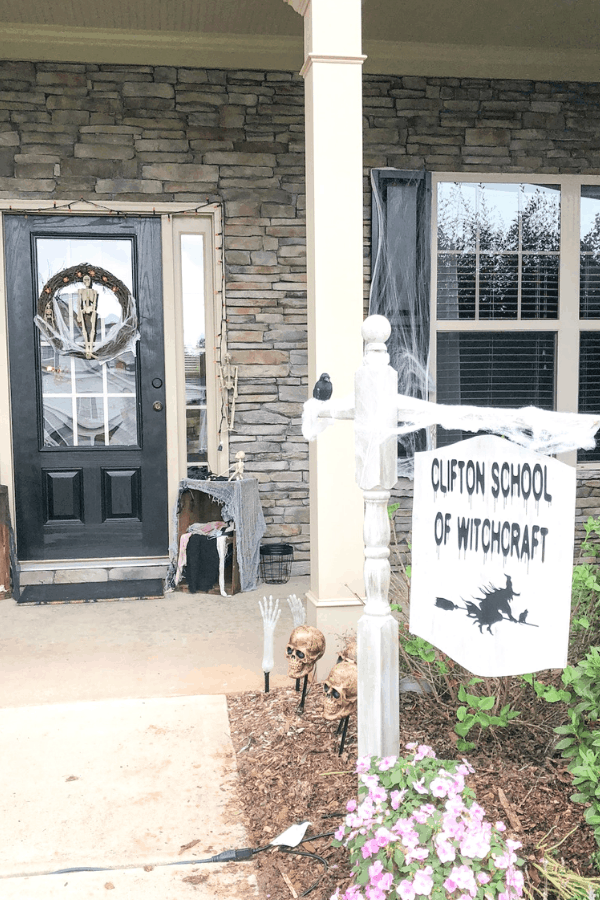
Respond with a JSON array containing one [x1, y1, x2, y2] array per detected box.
[[436, 332, 556, 447], [437, 182, 560, 322], [580, 186, 600, 318], [579, 332, 600, 461]]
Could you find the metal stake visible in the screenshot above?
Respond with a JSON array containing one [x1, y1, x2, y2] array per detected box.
[[264, 671, 270, 693], [297, 674, 309, 713], [338, 715, 350, 755]]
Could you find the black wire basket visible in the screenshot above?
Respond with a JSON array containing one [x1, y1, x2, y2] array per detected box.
[[259, 543, 294, 584]]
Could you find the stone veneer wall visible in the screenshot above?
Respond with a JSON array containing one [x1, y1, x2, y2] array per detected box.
[[2, 62, 600, 571]]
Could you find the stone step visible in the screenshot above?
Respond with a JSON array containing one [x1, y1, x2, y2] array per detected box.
[[19, 557, 169, 586]]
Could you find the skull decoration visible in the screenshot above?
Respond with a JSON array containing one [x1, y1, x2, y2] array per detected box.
[[322, 661, 358, 721], [336, 638, 357, 666], [286, 625, 325, 679]]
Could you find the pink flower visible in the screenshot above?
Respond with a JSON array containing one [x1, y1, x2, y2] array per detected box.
[[356, 756, 371, 774], [413, 866, 434, 897], [447, 864, 477, 897], [361, 774, 380, 791], [496, 821, 506, 832], [443, 876, 458, 893], [390, 789, 406, 810], [435, 840, 456, 863], [412, 778, 428, 795], [334, 825, 345, 841], [347, 799, 358, 813], [493, 850, 516, 870], [405, 846, 429, 864], [361, 838, 380, 859], [506, 867, 524, 894], [460, 825, 491, 859], [477, 873, 491, 885], [368, 860, 384, 883], [430, 777, 451, 797], [379, 872, 393, 891], [343, 887, 364, 900], [413, 745, 436, 762], [370, 785, 388, 805], [398, 879, 416, 900], [391, 817, 415, 838], [378, 756, 397, 771], [401, 829, 420, 851], [366, 887, 385, 900], [413, 803, 436, 823], [374, 826, 396, 848]]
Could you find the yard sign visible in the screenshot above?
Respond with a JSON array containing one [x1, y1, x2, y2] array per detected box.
[[410, 434, 575, 677]]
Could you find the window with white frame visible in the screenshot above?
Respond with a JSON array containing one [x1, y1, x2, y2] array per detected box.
[[172, 216, 224, 476], [431, 176, 600, 462]]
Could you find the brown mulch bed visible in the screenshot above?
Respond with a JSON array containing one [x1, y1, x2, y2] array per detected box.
[[227, 681, 598, 900]]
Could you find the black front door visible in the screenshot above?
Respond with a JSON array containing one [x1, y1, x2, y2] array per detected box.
[[5, 215, 168, 560]]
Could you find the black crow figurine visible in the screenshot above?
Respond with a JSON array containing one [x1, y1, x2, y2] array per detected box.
[[313, 373, 332, 401]]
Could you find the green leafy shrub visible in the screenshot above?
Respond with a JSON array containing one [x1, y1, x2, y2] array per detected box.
[[554, 649, 600, 846], [455, 678, 520, 752]]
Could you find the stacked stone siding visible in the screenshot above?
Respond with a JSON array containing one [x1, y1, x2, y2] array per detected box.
[[1, 61, 600, 571]]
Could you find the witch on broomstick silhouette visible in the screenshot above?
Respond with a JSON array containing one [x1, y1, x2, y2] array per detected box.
[[434, 574, 538, 635]]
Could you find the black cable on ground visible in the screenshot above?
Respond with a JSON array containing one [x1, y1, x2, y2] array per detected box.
[[50, 830, 336, 877], [279, 847, 330, 897]]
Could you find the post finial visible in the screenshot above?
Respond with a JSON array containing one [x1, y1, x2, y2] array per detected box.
[[361, 315, 391, 345]]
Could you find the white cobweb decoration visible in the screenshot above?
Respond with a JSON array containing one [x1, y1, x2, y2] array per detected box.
[[303, 390, 600, 458], [369, 170, 433, 477]]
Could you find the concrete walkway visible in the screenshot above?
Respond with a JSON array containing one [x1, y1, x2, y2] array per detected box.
[[0, 577, 312, 898], [0, 696, 259, 898]]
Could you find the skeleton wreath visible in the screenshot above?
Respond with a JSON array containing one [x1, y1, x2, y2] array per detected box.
[[35, 263, 139, 363]]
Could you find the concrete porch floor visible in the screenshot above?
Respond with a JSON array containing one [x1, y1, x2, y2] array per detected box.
[[0, 575, 311, 707], [0, 576, 313, 898]]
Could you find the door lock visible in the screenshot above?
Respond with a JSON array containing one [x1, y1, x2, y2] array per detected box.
[[152, 401, 164, 412]]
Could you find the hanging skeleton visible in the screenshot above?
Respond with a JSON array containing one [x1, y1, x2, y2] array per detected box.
[[219, 353, 239, 431], [76, 274, 99, 359]]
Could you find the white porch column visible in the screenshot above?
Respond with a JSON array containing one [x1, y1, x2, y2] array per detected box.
[[285, 0, 367, 676]]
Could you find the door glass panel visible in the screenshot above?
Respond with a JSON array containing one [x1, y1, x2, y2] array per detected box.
[[76, 396, 105, 445], [186, 407, 208, 462], [107, 397, 138, 446], [41, 347, 72, 394], [106, 351, 136, 393], [74, 357, 104, 393], [36, 237, 139, 448], [181, 233, 207, 468], [43, 396, 75, 447]]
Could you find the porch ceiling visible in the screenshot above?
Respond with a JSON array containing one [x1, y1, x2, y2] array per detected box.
[[0, 0, 598, 81]]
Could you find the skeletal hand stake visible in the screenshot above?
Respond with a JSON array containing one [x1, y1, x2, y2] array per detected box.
[[287, 593, 306, 628], [259, 595, 281, 674]]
